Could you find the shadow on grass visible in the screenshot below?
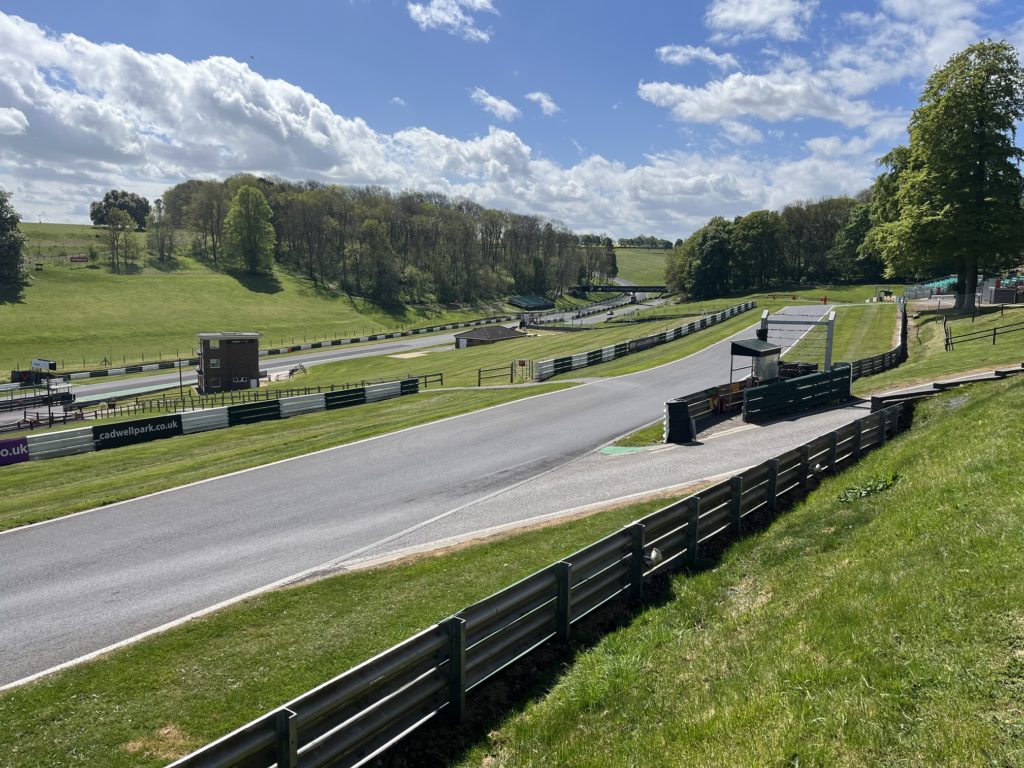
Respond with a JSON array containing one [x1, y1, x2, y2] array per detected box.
[[226, 269, 283, 294], [0, 283, 25, 305]]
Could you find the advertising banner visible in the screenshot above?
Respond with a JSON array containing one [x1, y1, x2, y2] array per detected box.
[[92, 414, 183, 450], [0, 437, 29, 466]]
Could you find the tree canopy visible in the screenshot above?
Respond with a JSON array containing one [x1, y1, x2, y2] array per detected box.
[[224, 185, 276, 274], [89, 189, 151, 230], [871, 39, 1024, 309], [0, 190, 27, 294]]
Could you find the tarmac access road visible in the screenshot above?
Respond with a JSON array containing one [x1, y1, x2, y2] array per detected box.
[[0, 305, 831, 687]]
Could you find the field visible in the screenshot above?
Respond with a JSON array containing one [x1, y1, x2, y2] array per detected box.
[[614, 248, 671, 285], [2, 375, 1020, 767], [3, 223, 505, 372], [784, 301, 899, 366]]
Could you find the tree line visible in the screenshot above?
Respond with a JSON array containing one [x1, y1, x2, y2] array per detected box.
[[666, 195, 885, 299], [157, 177, 619, 306], [669, 39, 1024, 310]]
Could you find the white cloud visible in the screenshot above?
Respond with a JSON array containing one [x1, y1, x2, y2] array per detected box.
[[0, 12, 880, 238], [706, 0, 817, 41], [525, 91, 560, 116], [656, 44, 739, 71], [721, 120, 763, 145], [0, 107, 28, 135], [638, 69, 875, 127], [390, 97, 406, 107], [470, 86, 520, 121], [407, 0, 497, 43]]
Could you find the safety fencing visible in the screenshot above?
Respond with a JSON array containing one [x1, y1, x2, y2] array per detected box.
[[0, 379, 421, 469], [742, 365, 852, 424], [19, 317, 511, 383], [944, 317, 1024, 350], [167, 405, 904, 768], [664, 300, 908, 441], [533, 301, 757, 380]]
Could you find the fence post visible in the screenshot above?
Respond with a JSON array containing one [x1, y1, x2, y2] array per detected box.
[[766, 459, 779, 513], [687, 497, 700, 568], [852, 421, 863, 460], [879, 410, 889, 445], [730, 475, 743, 534], [828, 432, 839, 471], [799, 445, 810, 489], [993, 327, 997, 345], [556, 561, 572, 640], [275, 708, 298, 768], [630, 524, 646, 602], [446, 616, 466, 724]]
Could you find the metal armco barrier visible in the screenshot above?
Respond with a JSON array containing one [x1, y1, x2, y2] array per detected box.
[[534, 301, 757, 380], [1, 378, 420, 468], [167, 405, 904, 768]]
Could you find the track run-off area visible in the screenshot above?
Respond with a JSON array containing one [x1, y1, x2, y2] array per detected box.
[[0, 306, 834, 688]]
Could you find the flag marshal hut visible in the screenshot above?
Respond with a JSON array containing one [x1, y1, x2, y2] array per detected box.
[[454, 325, 526, 349], [196, 332, 261, 394]]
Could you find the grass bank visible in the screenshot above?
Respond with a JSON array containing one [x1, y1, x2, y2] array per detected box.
[[458, 376, 1024, 766], [0, 385, 572, 531], [854, 303, 1024, 395], [613, 248, 670, 285], [3, 234, 501, 373]]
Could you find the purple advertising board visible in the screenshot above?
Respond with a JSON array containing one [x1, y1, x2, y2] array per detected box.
[[0, 437, 29, 467]]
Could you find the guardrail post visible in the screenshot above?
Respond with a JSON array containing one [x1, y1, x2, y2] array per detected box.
[[766, 459, 779, 513], [630, 524, 646, 601], [730, 475, 743, 534], [852, 421, 863, 459], [828, 432, 838, 472], [879, 410, 889, 445], [446, 616, 466, 724], [799, 445, 810, 489], [687, 498, 700, 568], [276, 708, 298, 768], [556, 561, 572, 640]]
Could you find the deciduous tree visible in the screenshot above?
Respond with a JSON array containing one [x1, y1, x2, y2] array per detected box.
[[224, 185, 275, 274], [0, 191, 27, 293]]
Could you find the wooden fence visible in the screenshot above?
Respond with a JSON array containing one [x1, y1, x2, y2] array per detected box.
[[168, 405, 903, 768]]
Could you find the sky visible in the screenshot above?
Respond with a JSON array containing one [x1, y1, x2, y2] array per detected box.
[[1, 0, 1023, 240]]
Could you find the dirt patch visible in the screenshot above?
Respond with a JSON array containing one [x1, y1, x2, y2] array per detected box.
[[122, 724, 199, 762], [724, 576, 772, 619]]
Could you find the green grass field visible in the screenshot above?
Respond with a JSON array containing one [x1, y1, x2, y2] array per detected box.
[[2, 235, 502, 373], [456, 377, 1024, 766], [3, 376, 1020, 767], [854, 303, 1024, 395], [613, 248, 670, 285], [785, 302, 899, 366]]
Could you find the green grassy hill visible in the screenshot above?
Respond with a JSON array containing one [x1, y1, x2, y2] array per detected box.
[[614, 248, 670, 285], [458, 377, 1024, 766], [4, 224, 500, 372]]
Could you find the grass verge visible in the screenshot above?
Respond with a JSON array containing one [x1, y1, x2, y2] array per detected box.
[[853, 303, 1024, 395], [456, 376, 1024, 766], [0, 385, 572, 532], [0, 496, 671, 768]]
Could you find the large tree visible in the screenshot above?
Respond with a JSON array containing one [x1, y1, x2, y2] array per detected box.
[[886, 40, 1024, 310], [224, 185, 275, 274], [0, 190, 27, 293], [89, 189, 151, 230]]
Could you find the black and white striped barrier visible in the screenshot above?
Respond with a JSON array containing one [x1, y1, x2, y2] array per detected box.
[[0, 378, 420, 468], [52, 316, 514, 382], [534, 301, 757, 380]]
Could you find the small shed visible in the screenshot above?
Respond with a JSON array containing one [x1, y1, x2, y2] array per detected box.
[[730, 338, 782, 385], [197, 332, 261, 394], [454, 326, 526, 349]]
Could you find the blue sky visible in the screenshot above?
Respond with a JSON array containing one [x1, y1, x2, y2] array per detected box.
[[1, 0, 1023, 238]]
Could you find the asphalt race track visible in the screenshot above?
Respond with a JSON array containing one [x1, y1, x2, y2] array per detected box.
[[0, 306, 831, 686]]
